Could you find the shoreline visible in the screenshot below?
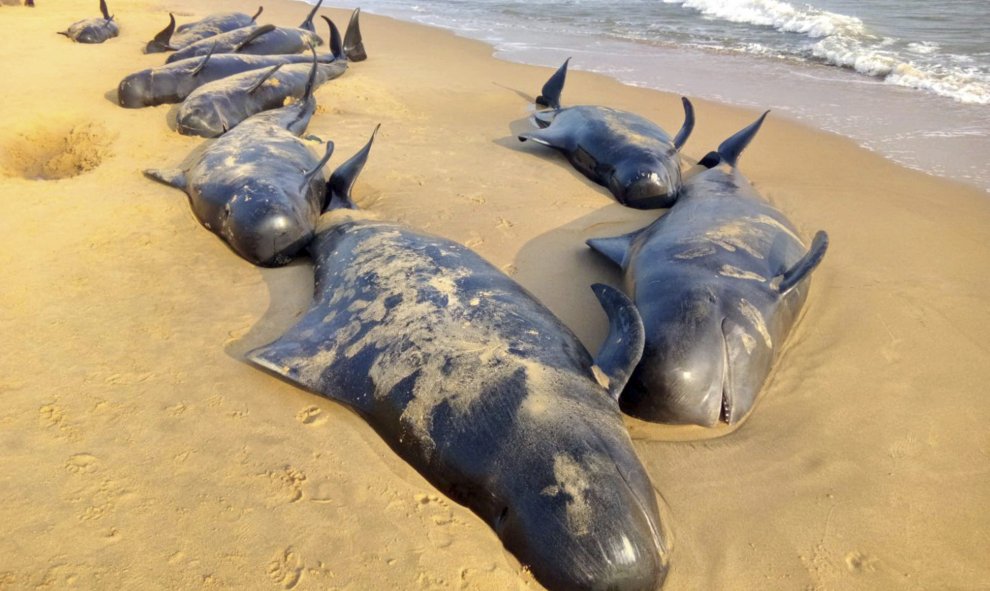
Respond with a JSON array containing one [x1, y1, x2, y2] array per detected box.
[[2, 1, 989, 589], [298, 0, 990, 194]]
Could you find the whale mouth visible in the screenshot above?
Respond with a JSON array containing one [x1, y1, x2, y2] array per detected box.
[[719, 317, 733, 424]]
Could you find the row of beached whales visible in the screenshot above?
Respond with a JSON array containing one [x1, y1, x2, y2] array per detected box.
[[61, 1, 829, 589]]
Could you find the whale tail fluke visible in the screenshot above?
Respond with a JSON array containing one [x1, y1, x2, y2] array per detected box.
[[590, 283, 646, 400], [672, 97, 695, 150], [774, 230, 829, 295], [536, 57, 569, 110], [343, 8, 367, 62], [326, 125, 380, 212]]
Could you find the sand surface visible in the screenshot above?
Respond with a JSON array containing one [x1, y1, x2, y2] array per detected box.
[[2, 0, 989, 589]]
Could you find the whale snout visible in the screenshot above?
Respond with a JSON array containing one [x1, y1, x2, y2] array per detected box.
[[223, 199, 314, 267], [610, 166, 680, 210], [499, 452, 668, 591], [117, 75, 151, 108]]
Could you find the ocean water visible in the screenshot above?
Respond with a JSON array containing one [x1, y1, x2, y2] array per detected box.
[[309, 0, 990, 191]]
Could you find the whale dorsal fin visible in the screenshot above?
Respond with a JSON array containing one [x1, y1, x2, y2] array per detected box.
[[590, 284, 645, 401], [251, 6, 264, 22], [143, 168, 187, 191], [99, 0, 111, 20], [145, 13, 176, 53], [300, 0, 323, 32], [701, 110, 769, 169], [326, 125, 379, 211], [247, 64, 283, 93], [234, 24, 276, 52], [537, 58, 569, 110], [191, 42, 217, 76], [672, 97, 695, 150], [299, 140, 336, 194], [320, 16, 342, 60], [586, 229, 641, 268], [343, 8, 367, 62], [773, 230, 828, 295]]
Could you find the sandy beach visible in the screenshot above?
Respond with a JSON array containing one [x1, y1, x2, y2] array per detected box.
[[1, 0, 989, 589]]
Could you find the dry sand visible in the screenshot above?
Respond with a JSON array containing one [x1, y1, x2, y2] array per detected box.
[[1, 0, 989, 589]]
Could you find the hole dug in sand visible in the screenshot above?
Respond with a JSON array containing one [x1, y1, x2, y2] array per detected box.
[[2, 120, 113, 180]]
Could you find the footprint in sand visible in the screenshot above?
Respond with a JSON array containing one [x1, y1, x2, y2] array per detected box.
[[267, 547, 303, 589], [295, 405, 327, 426], [64, 453, 99, 475], [264, 466, 307, 504]]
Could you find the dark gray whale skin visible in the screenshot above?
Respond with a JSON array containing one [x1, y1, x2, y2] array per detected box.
[[143, 62, 332, 267], [588, 113, 829, 427], [174, 52, 345, 138], [519, 59, 694, 210], [58, 0, 118, 44], [164, 1, 324, 64], [144, 7, 263, 53], [119, 18, 344, 109], [248, 131, 670, 591]]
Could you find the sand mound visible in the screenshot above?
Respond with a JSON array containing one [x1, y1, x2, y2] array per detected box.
[[2, 120, 114, 180]]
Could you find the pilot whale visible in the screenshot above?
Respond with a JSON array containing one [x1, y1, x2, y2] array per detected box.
[[58, 0, 118, 44], [144, 7, 263, 53], [248, 129, 670, 591], [144, 55, 332, 267], [519, 58, 694, 209], [120, 17, 343, 109], [588, 112, 829, 427]]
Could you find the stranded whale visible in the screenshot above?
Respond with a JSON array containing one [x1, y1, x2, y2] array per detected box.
[[519, 58, 694, 209], [144, 7, 263, 54], [58, 0, 118, 44], [174, 45, 345, 138], [119, 18, 344, 109], [144, 56, 331, 267], [588, 112, 829, 427], [248, 130, 670, 591]]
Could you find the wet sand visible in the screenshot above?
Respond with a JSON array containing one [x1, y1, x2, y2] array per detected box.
[[1, 0, 988, 589]]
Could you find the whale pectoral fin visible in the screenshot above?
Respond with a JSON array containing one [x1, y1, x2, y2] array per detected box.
[[672, 97, 695, 150], [518, 126, 573, 151], [773, 230, 829, 296], [590, 284, 645, 401], [143, 168, 187, 191], [586, 229, 639, 268]]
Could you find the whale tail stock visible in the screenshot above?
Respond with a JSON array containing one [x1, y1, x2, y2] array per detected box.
[[325, 125, 380, 211]]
